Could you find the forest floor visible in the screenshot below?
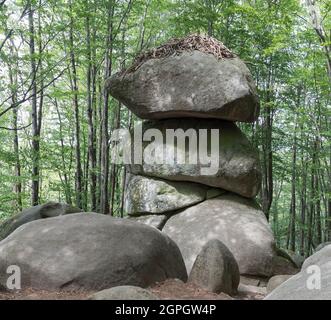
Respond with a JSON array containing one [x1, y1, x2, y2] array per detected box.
[[0, 279, 266, 300]]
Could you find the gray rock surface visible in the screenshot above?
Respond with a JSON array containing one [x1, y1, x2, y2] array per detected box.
[[188, 239, 240, 295], [275, 247, 304, 269], [0, 202, 82, 241], [267, 275, 293, 294], [315, 242, 331, 253], [89, 286, 159, 300], [162, 193, 277, 276], [238, 283, 267, 295], [271, 256, 299, 276], [106, 51, 259, 122], [127, 214, 170, 230], [302, 244, 331, 270], [124, 174, 223, 215], [0, 213, 187, 290], [128, 119, 261, 198], [265, 245, 331, 300]]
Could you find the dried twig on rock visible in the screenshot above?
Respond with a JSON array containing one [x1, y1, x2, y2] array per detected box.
[[125, 34, 235, 74]]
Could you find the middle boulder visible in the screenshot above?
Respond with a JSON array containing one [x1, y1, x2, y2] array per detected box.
[[127, 119, 261, 198]]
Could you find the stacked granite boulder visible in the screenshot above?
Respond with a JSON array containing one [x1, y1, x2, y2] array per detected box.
[[106, 35, 295, 279]]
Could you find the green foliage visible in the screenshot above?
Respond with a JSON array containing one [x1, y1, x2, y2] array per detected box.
[[0, 0, 330, 253]]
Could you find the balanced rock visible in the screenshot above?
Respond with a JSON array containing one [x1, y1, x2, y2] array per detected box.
[[265, 246, 331, 300], [89, 286, 159, 300], [124, 174, 224, 215], [0, 213, 187, 290], [188, 239, 240, 295], [162, 194, 278, 276], [0, 202, 82, 241], [106, 49, 259, 122], [128, 119, 261, 198]]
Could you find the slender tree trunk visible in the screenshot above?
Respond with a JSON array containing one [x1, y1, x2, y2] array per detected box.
[[289, 124, 297, 252], [109, 102, 121, 215], [100, 1, 114, 214], [54, 102, 72, 204], [307, 140, 318, 255], [69, 0, 83, 208], [261, 67, 274, 221], [8, 59, 22, 211], [36, 0, 44, 200], [96, 74, 103, 210], [314, 139, 322, 245], [28, 2, 40, 206], [300, 132, 308, 256], [86, 8, 97, 211], [7, 39, 22, 211]]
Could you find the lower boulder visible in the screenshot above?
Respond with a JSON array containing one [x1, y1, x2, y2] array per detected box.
[[0, 213, 187, 290], [0, 202, 82, 241], [303, 244, 331, 269], [127, 214, 170, 230], [162, 193, 279, 277], [89, 286, 159, 300], [265, 245, 331, 300], [267, 275, 293, 294], [271, 256, 299, 275], [315, 242, 331, 253], [188, 239, 240, 295]]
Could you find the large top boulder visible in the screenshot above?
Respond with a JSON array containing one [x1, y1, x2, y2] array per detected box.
[[106, 36, 259, 122], [0, 202, 82, 241], [128, 119, 261, 198], [0, 213, 187, 290], [162, 193, 280, 277]]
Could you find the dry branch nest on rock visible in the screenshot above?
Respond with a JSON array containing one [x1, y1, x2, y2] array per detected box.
[[125, 34, 236, 74]]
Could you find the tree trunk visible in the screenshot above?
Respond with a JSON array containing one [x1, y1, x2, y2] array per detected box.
[[289, 124, 297, 251], [109, 102, 121, 215], [54, 93, 72, 205], [300, 130, 308, 256], [8, 55, 22, 211], [261, 67, 274, 221], [29, 1, 40, 206], [86, 7, 97, 211], [69, 0, 83, 209], [100, 1, 114, 214]]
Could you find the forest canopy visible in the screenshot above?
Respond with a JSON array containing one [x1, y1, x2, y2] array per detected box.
[[0, 0, 330, 258]]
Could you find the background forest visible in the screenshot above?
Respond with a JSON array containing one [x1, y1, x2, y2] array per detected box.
[[0, 0, 330, 258]]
